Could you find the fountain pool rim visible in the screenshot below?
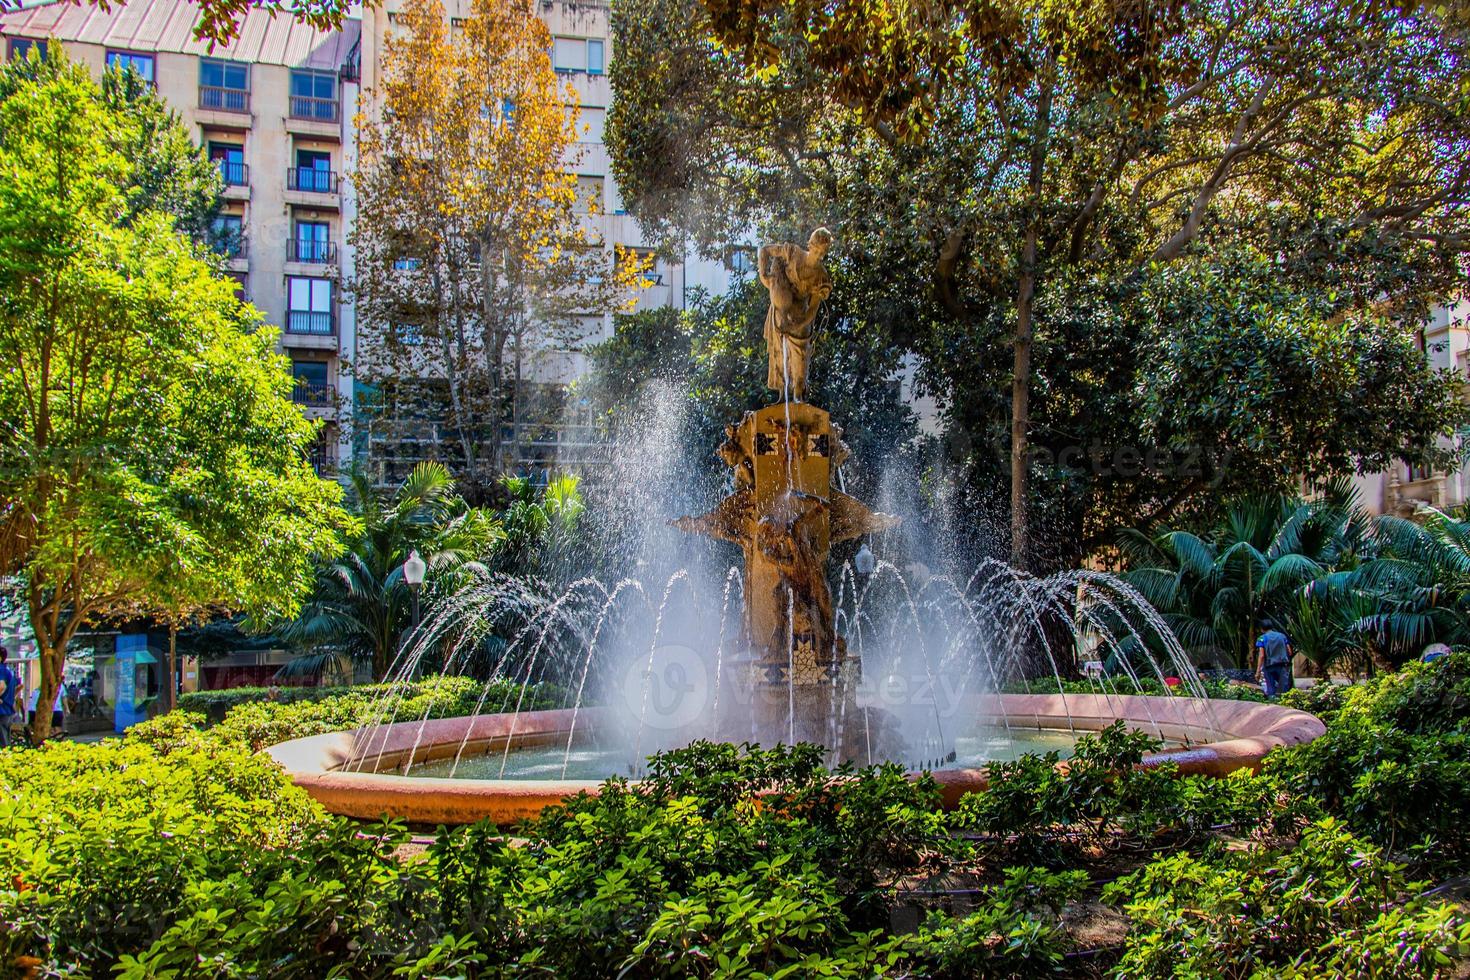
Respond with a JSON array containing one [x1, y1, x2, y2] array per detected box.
[[265, 693, 1326, 825]]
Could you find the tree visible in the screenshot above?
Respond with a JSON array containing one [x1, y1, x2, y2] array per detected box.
[[1119, 490, 1368, 668], [608, 0, 1470, 570], [350, 0, 647, 498], [0, 58, 350, 739], [281, 463, 504, 681], [1119, 485, 1470, 672]]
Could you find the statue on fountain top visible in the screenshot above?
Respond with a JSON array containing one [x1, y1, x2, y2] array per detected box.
[[760, 227, 833, 402]]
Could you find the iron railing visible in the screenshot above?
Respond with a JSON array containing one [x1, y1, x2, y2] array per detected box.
[[289, 95, 339, 122], [291, 380, 334, 407], [287, 238, 337, 263], [216, 160, 248, 186], [199, 84, 249, 113], [210, 231, 247, 259], [286, 310, 334, 335], [287, 168, 337, 193]]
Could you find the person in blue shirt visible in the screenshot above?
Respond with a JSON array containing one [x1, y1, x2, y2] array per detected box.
[[0, 646, 16, 748], [1254, 621, 1294, 699]]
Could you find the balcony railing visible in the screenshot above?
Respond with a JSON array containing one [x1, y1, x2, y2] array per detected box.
[[287, 168, 337, 193], [199, 85, 250, 113], [289, 95, 339, 122], [216, 160, 248, 186], [286, 310, 334, 335], [287, 238, 337, 263], [292, 380, 334, 407]]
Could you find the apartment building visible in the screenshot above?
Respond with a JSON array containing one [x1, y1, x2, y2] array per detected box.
[[0, 0, 361, 474], [1, 0, 744, 483], [356, 0, 740, 481], [1351, 299, 1470, 516]]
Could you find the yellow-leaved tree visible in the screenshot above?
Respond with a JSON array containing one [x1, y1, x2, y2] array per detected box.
[[350, 0, 646, 496]]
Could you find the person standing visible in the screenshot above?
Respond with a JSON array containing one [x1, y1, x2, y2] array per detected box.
[[1255, 621, 1295, 698], [0, 647, 15, 748]]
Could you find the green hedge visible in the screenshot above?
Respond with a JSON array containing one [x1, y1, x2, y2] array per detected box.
[[1, 663, 1468, 976]]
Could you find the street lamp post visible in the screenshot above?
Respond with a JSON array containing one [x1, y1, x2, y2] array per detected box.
[[403, 549, 426, 633]]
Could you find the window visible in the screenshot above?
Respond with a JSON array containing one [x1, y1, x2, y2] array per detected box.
[[208, 142, 246, 186], [553, 36, 607, 74], [292, 220, 332, 263], [286, 277, 333, 334], [574, 175, 604, 214], [552, 36, 586, 72], [290, 360, 331, 406], [578, 107, 605, 143], [199, 59, 249, 112], [210, 214, 244, 257], [106, 50, 155, 84], [289, 148, 334, 193], [7, 38, 47, 62], [392, 257, 422, 271], [617, 246, 662, 284], [289, 69, 338, 121]]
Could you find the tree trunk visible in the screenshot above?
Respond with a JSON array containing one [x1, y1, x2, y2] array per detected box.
[[1010, 72, 1054, 571], [167, 622, 178, 713], [1011, 239, 1036, 570], [25, 580, 72, 744]]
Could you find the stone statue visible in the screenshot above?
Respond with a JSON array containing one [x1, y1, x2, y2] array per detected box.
[[760, 228, 833, 402]]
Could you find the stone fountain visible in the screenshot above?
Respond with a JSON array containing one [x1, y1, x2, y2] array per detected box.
[[670, 227, 899, 756], [264, 229, 1328, 826]]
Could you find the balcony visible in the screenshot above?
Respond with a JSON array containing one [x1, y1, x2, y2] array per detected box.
[[287, 168, 337, 194], [291, 380, 334, 407], [286, 310, 334, 336], [199, 85, 249, 114], [216, 161, 248, 187], [289, 95, 339, 123], [287, 238, 337, 264]]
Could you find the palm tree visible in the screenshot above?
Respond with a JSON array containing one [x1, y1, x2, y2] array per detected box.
[[1119, 490, 1361, 669], [1299, 506, 1470, 671], [494, 473, 585, 578], [280, 462, 503, 680]]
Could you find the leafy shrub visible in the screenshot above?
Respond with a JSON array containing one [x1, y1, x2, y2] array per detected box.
[[0, 737, 330, 974], [908, 867, 1087, 978], [1358, 652, 1470, 735], [1107, 819, 1470, 979], [1268, 656, 1470, 867], [951, 722, 1288, 862], [4, 667, 1469, 977]]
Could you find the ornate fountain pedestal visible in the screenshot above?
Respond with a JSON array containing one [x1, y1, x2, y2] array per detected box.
[[672, 401, 898, 757]]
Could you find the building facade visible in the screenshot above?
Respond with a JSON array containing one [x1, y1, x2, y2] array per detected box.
[[0, 0, 737, 482], [355, 0, 739, 483], [1352, 299, 1470, 516], [0, 1, 362, 473]]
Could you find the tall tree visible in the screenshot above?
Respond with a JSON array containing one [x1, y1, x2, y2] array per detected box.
[[608, 0, 1470, 570], [350, 0, 646, 497], [0, 58, 349, 739]]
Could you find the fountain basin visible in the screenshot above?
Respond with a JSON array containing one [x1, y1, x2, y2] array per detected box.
[[264, 695, 1325, 825]]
